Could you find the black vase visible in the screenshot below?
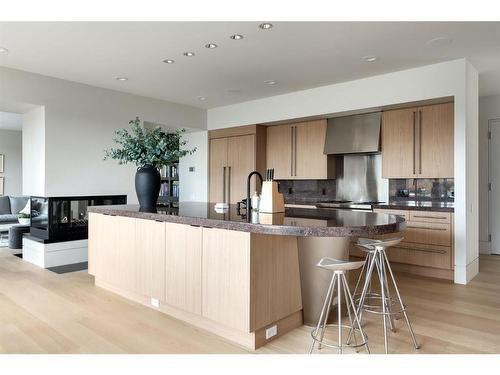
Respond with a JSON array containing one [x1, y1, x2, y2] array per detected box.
[[135, 165, 160, 212]]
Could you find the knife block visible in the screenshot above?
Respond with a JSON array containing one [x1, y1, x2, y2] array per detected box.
[[259, 181, 285, 213]]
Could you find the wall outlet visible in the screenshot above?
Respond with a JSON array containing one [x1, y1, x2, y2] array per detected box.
[[151, 298, 160, 308], [189, 166, 195, 172], [265, 325, 278, 340]]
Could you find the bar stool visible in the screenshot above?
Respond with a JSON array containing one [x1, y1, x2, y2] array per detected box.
[[349, 237, 419, 354], [309, 257, 370, 354]]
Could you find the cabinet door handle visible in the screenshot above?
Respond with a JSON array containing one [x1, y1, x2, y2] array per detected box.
[[222, 166, 226, 203], [406, 225, 448, 231], [419, 109, 422, 175], [412, 215, 448, 220], [228, 166, 231, 204], [413, 111, 416, 175], [293, 126, 297, 177], [290, 126, 294, 177]]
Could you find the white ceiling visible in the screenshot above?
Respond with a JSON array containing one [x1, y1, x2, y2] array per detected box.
[[0, 22, 499, 109], [0, 111, 23, 130]]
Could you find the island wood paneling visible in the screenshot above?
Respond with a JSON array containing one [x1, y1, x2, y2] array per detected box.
[[165, 222, 202, 314], [135, 218, 166, 301], [249, 234, 302, 331], [201, 227, 251, 332]]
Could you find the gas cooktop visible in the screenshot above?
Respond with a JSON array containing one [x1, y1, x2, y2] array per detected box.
[[315, 200, 386, 210]]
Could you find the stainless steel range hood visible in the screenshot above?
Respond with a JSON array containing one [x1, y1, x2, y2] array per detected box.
[[324, 112, 381, 155]]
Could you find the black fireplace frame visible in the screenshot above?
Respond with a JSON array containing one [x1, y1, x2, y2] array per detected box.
[[29, 195, 127, 243]]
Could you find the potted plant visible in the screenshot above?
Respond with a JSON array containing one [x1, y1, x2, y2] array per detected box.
[[104, 117, 196, 211], [18, 212, 31, 226]]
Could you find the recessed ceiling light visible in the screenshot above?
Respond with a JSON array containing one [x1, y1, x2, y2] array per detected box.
[[230, 34, 244, 40], [115, 77, 128, 81], [264, 80, 277, 85], [426, 36, 453, 46], [163, 59, 175, 64], [259, 23, 273, 30], [197, 96, 207, 101], [183, 52, 195, 57], [362, 55, 377, 62], [205, 43, 218, 49], [0, 47, 8, 53]]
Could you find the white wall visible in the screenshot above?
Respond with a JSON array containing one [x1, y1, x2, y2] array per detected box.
[[208, 59, 479, 284], [22, 106, 45, 196], [179, 130, 208, 202], [478, 94, 500, 254], [0, 66, 206, 203], [0, 129, 23, 195]]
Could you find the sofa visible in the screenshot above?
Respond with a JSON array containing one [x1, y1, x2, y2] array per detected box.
[[0, 196, 30, 225]]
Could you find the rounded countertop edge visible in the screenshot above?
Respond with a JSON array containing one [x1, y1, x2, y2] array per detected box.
[[88, 206, 406, 237]]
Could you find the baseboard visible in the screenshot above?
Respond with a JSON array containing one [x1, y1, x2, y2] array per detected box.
[[95, 278, 302, 350], [479, 241, 491, 255], [454, 257, 479, 285]]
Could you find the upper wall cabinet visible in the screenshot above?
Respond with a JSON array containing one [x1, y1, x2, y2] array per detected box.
[[266, 119, 336, 180], [208, 125, 266, 204], [382, 102, 454, 179]]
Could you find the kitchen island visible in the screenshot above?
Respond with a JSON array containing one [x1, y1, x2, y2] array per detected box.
[[88, 203, 405, 349]]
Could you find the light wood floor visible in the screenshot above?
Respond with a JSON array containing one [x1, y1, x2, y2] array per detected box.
[[1, 250, 500, 354]]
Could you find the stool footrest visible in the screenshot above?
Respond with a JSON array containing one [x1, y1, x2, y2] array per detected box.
[[310, 324, 368, 350]]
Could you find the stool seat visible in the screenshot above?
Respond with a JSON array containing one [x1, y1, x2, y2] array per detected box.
[[356, 237, 402, 252], [317, 257, 365, 272]]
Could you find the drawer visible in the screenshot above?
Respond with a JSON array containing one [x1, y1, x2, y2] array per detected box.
[[403, 221, 451, 246], [409, 211, 451, 224], [373, 209, 409, 220], [386, 243, 452, 270]]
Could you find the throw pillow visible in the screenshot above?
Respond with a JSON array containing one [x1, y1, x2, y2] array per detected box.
[[0, 196, 11, 215], [19, 200, 31, 215], [9, 196, 30, 214]]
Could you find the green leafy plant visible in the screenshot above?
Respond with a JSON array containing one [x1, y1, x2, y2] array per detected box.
[[18, 213, 30, 219], [104, 117, 196, 169]]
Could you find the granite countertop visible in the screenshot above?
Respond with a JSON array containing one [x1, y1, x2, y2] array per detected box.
[[374, 201, 454, 212], [88, 202, 406, 237]]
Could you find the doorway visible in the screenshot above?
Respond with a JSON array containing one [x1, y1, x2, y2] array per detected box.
[[488, 118, 500, 255]]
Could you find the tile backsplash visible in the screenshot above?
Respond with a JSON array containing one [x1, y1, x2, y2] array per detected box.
[[389, 179, 454, 202], [278, 180, 336, 204]]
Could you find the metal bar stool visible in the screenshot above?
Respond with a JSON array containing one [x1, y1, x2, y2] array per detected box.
[[309, 257, 370, 354], [348, 237, 420, 354]]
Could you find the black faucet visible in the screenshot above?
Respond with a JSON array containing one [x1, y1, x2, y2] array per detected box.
[[246, 171, 263, 221]]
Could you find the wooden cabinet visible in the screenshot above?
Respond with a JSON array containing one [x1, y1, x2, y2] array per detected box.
[[266, 119, 336, 180], [89, 214, 165, 300], [202, 227, 251, 331], [209, 125, 266, 203], [209, 137, 228, 203], [350, 209, 454, 278], [89, 214, 303, 349], [381, 108, 417, 178], [382, 103, 453, 178], [135, 218, 166, 301], [418, 103, 454, 178], [266, 124, 293, 179], [165, 223, 202, 314]]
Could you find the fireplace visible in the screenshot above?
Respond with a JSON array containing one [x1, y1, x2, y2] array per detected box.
[[30, 195, 127, 243]]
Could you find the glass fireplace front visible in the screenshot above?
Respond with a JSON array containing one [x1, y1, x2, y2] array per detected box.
[[30, 195, 127, 243]]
